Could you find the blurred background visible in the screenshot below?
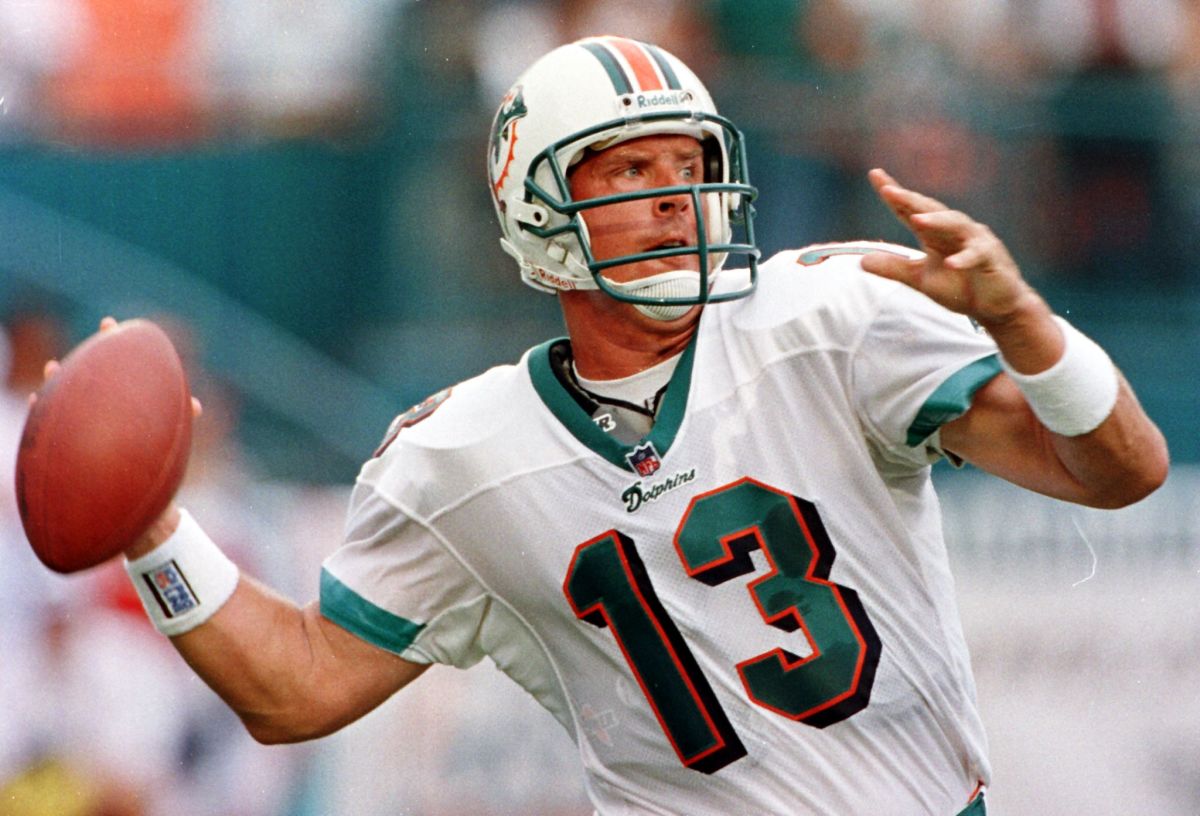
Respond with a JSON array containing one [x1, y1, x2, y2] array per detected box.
[[0, 0, 1197, 813]]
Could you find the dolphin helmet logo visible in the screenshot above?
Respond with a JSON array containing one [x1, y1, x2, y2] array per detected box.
[[489, 85, 528, 201]]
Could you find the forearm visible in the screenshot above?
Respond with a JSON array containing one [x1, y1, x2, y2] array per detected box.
[[944, 333, 1168, 509], [1045, 376, 1170, 508], [127, 506, 427, 743], [168, 577, 339, 742], [988, 303, 1167, 506]]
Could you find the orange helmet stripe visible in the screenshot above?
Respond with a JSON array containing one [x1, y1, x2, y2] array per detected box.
[[604, 37, 664, 92]]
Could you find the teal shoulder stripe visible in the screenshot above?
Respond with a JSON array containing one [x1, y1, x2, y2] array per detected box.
[[320, 568, 425, 655], [906, 355, 1003, 447], [645, 43, 682, 90], [581, 42, 632, 95]]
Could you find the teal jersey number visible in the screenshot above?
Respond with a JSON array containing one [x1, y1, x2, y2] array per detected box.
[[675, 477, 881, 725], [563, 530, 747, 774], [564, 477, 882, 773]]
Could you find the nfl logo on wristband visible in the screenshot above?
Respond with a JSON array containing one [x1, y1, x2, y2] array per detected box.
[[125, 508, 240, 637], [145, 560, 199, 617]]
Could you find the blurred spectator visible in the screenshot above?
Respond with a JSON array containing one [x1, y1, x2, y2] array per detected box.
[[474, 0, 715, 146], [558, 0, 716, 75], [38, 0, 213, 147], [705, 0, 873, 253], [0, 303, 70, 626], [1025, 0, 1187, 73], [0, 575, 187, 816], [11, 0, 411, 145], [1, 305, 68, 393], [0, 304, 163, 816], [474, 1, 564, 105], [0, 0, 85, 141], [199, 0, 404, 139], [851, 0, 1014, 201], [846, 0, 1022, 79], [309, 659, 592, 816], [1168, 0, 1200, 88], [1023, 0, 1189, 283]]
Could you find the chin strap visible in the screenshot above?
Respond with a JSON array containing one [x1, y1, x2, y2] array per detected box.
[[511, 241, 716, 320], [603, 270, 705, 321]]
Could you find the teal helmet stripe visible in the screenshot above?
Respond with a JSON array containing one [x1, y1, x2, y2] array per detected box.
[[644, 43, 682, 90], [581, 42, 633, 95]]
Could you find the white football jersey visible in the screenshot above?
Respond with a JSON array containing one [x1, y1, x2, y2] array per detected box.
[[322, 245, 1001, 815]]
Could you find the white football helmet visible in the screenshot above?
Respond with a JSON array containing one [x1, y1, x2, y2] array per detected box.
[[488, 36, 759, 320]]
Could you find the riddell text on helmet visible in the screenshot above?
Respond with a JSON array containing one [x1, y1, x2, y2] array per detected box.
[[621, 90, 694, 112], [530, 266, 582, 290]]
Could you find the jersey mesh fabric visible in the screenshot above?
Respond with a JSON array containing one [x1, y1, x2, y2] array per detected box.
[[321, 246, 1000, 815]]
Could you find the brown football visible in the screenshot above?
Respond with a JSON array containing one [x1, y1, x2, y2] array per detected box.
[[15, 319, 193, 573]]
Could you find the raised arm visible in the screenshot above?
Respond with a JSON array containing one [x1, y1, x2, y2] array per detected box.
[[32, 319, 428, 743], [126, 505, 429, 744], [860, 169, 1169, 508]]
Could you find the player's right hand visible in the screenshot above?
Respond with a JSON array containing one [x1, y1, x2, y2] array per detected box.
[[125, 503, 183, 559], [31, 316, 203, 562], [32, 317, 204, 419]]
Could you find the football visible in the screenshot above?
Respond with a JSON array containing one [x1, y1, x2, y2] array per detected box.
[[15, 318, 193, 573]]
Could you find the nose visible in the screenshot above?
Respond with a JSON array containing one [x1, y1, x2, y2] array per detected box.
[[654, 186, 691, 216]]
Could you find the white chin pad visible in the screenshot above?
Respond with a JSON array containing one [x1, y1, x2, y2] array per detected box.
[[605, 270, 703, 321]]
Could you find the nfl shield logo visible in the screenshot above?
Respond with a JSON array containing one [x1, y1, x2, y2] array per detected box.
[[626, 442, 662, 478]]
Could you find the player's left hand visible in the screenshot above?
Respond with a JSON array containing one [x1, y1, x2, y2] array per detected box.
[[860, 169, 1039, 328]]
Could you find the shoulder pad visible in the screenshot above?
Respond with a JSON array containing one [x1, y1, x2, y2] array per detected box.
[[373, 388, 453, 458]]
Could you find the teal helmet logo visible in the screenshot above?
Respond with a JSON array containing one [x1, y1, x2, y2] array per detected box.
[[489, 85, 528, 203]]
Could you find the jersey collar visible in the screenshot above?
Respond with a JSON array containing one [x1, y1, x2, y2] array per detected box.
[[527, 335, 697, 474]]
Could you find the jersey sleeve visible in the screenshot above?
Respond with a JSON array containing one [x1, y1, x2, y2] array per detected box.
[[320, 480, 490, 669], [852, 280, 1002, 468]]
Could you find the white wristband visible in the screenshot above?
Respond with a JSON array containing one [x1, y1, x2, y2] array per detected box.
[[999, 315, 1119, 437], [124, 508, 240, 637]]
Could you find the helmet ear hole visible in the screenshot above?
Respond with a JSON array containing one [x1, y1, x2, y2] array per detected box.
[[702, 135, 739, 210], [702, 136, 724, 184]]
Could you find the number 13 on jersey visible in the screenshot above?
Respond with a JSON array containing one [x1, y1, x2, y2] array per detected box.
[[563, 477, 882, 774]]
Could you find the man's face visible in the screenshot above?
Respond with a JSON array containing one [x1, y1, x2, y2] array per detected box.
[[567, 134, 704, 284]]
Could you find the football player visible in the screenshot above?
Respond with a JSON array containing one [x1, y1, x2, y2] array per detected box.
[[111, 37, 1167, 815]]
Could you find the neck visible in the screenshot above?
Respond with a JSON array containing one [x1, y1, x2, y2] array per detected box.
[[560, 290, 699, 379]]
